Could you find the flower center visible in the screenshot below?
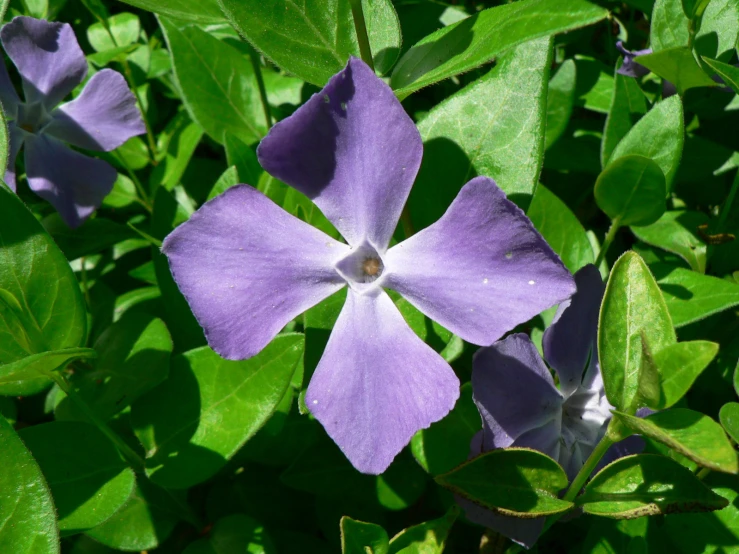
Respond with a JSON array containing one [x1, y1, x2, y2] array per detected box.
[[362, 257, 382, 278], [335, 242, 386, 292], [16, 101, 51, 134]]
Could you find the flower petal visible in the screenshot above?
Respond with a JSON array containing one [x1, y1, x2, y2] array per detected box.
[[472, 333, 563, 451], [44, 69, 145, 152], [3, 124, 24, 192], [0, 60, 19, 115], [0, 16, 87, 108], [615, 41, 651, 79], [24, 134, 115, 227], [384, 177, 576, 345], [162, 184, 349, 360], [257, 57, 422, 251], [542, 264, 604, 397], [306, 289, 459, 474]]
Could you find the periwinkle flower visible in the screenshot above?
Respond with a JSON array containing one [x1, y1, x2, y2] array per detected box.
[[162, 58, 576, 474], [0, 16, 145, 227], [615, 41, 652, 78]]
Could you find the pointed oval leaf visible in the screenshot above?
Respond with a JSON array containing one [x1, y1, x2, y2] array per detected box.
[[183, 514, 276, 554], [579, 454, 729, 518], [702, 57, 739, 95], [0, 348, 96, 390], [0, 415, 59, 554], [601, 70, 647, 166], [545, 59, 577, 150], [646, 340, 718, 409], [131, 334, 304, 489], [651, 0, 690, 51], [0, 97, 8, 177], [635, 47, 718, 94], [341, 517, 389, 554], [388, 506, 459, 554], [435, 448, 574, 517], [118, 0, 223, 24], [720, 403, 739, 444], [599, 252, 676, 411], [615, 409, 738, 474], [631, 211, 708, 273]]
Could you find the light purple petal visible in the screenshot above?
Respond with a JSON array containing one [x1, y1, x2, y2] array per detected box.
[[305, 289, 459, 474], [24, 134, 115, 228], [3, 123, 24, 191], [542, 264, 604, 397], [0, 60, 19, 115], [472, 333, 563, 452], [0, 16, 87, 108], [383, 177, 576, 345], [257, 57, 422, 250], [615, 41, 651, 79], [162, 184, 349, 360], [44, 69, 145, 152]]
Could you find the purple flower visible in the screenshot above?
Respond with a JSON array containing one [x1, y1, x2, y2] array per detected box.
[[0, 16, 145, 227], [615, 41, 652, 78], [162, 58, 576, 475], [462, 265, 645, 548]]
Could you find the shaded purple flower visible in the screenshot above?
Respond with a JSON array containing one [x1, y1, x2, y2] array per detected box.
[[0, 16, 145, 227], [162, 57, 575, 475], [616, 41, 652, 78], [462, 264, 649, 548]]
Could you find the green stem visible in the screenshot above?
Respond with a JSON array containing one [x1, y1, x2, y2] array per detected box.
[[594, 218, 621, 269], [400, 206, 415, 238], [127, 222, 162, 248], [717, 170, 739, 233], [696, 467, 711, 480], [349, 0, 374, 71], [249, 49, 272, 130], [50, 372, 146, 473], [79, 256, 92, 307], [113, 151, 152, 211]]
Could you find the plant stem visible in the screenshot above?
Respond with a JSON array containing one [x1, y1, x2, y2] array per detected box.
[[400, 206, 415, 238], [79, 256, 92, 307], [113, 151, 152, 211], [594, 218, 621, 269], [50, 372, 146, 473], [717, 170, 739, 233], [249, 48, 272, 130], [349, 0, 374, 71], [696, 467, 711, 480]]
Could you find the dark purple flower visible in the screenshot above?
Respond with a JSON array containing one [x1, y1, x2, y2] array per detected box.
[[0, 16, 145, 227], [162, 58, 576, 475], [462, 265, 645, 548], [615, 41, 652, 79]]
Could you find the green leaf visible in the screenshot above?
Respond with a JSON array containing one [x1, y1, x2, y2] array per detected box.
[[219, 0, 401, 86], [606, 95, 684, 190], [43, 216, 136, 261], [394, 297, 459, 361], [681, 0, 711, 17], [574, 56, 614, 114], [131, 334, 304, 489], [159, 18, 268, 146], [0, 97, 9, 178], [0, 396, 15, 425], [55, 314, 173, 422], [87, 13, 140, 52], [225, 133, 263, 186], [341, 517, 389, 554], [150, 112, 204, 191], [0, 348, 96, 389], [545, 59, 577, 149], [388, 506, 459, 554], [0, 186, 88, 395], [702, 56, 739, 94], [651, 0, 690, 50], [117, 0, 223, 24], [598, 251, 676, 411], [601, 70, 647, 166], [695, 0, 739, 61], [435, 447, 573, 517], [376, 457, 428, 512], [207, 166, 240, 201], [102, 174, 138, 209], [409, 37, 553, 230], [390, 0, 607, 99], [651, 263, 739, 326], [579, 454, 729, 517], [595, 155, 667, 227], [720, 403, 739, 444], [631, 211, 709, 273], [19, 421, 136, 535], [615, 409, 738, 474], [85, 480, 181, 551], [182, 514, 276, 554], [0, 414, 59, 553], [635, 47, 718, 94]]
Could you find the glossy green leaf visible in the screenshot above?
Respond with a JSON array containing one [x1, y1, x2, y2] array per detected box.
[[601, 71, 647, 166], [651, 263, 739, 326], [631, 211, 709, 273], [394, 297, 460, 362], [87, 12, 140, 52], [579, 454, 729, 517], [151, 112, 204, 191], [118, 0, 223, 24], [0, 415, 59, 553], [207, 166, 239, 201], [131, 334, 304, 488], [159, 18, 268, 146], [182, 514, 276, 554], [545, 59, 576, 149], [695, 0, 739, 61], [635, 47, 718, 94], [0, 185, 87, 395], [341, 517, 389, 554], [44, 216, 136, 261], [681, 0, 711, 17], [574, 56, 614, 114], [607, 95, 684, 190], [720, 403, 739, 444], [376, 457, 428, 512], [102, 174, 138, 209], [0, 97, 8, 178], [409, 37, 552, 229], [580, 517, 649, 554], [0, 396, 15, 425], [615, 409, 738, 474], [56, 314, 172, 422], [651, 0, 690, 50], [19, 421, 136, 535], [598, 251, 676, 411], [435, 448, 573, 517], [702, 56, 739, 94], [219, 0, 401, 86], [390, 0, 607, 99], [0, 348, 96, 390], [387, 506, 459, 554], [225, 133, 263, 187], [595, 155, 667, 227]]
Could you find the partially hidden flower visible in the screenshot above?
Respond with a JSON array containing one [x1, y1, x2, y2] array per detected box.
[[615, 40, 652, 78], [162, 57, 576, 475], [0, 16, 145, 227], [462, 264, 646, 548]]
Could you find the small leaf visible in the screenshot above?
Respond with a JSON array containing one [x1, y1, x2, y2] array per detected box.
[[651, 0, 690, 51], [595, 155, 667, 227], [225, 133, 263, 187], [150, 112, 203, 192], [545, 59, 577, 149], [388, 506, 459, 554], [720, 403, 739, 444], [87, 13, 141, 52], [614, 409, 738, 474], [579, 454, 729, 518], [635, 47, 718, 95], [681, 0, 711, 17], [701, 56, 739, 94], [601, 70, 647, 166], [0, 348, 96, 390], [182, 514, 276, 554], [598, 251, 676, 411], [435, 448, 574, 518], [207, 166, 240, 201], [631, 211, 709, 273], [341, 517, 389, 554]]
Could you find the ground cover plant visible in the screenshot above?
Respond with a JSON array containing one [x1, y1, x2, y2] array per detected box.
[[0, 0, 738, 552]]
